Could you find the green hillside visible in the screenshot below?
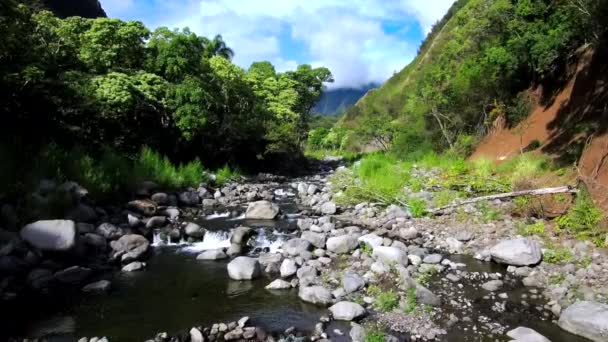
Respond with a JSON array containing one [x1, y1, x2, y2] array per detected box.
[[339, 0, 607, 156]]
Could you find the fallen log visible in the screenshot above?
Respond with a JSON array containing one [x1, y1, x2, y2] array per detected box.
[[430, 185, 578, 215]]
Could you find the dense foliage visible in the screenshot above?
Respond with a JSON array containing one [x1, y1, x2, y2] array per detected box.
[[338, 0, 608, 155], [0, 0, 333, 184]]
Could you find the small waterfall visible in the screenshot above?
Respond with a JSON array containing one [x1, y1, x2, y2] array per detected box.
[[205, 211, 231, 220], [151, 230, 164, 247], [252, 228, 285, 253], [182, 230, 232, 253], [152, 230, 187, 247], [274, 188, 295, 197], [228, 213, 246, 221]]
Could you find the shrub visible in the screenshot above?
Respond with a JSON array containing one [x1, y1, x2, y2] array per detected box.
[[364, 325, 386, 342], [360, 242, 373, 256], [451, 134, 477, 157], [433, 190, 460, 208], [404, 287, 418, 314], [516, 221, 546, 236], [135, 147, 206, 189], [215, 164, 240, 185], [556, 188, 604, 244], [544, 247, 574, 264], [471, 158, 494, 178], [476, 201, 501, 222], [374, 290, 399, 312]]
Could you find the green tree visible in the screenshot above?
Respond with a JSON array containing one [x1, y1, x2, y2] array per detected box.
[[204, 34, 234, 60]]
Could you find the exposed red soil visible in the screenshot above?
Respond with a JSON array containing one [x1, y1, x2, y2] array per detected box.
[[471, 47, 608, 211]]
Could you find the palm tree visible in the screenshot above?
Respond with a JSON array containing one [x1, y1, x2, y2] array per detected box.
[[204, 34, 234, 60]]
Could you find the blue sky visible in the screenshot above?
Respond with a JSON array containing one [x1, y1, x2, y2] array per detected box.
[[99, 0, 455, 88]]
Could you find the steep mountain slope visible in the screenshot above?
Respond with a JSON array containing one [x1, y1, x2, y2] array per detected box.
[[313, 84, 378, 116], [41, 0, 106, 18], [341, 0, 605, 154]]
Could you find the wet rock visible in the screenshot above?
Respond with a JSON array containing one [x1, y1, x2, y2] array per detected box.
[[350, 322, 365, 342], [66, 204, 98, 223], [481, 280, 504, 292], [358, 233, 383, 248], [96, 223, 122, 240], [342, 273, 366, 294], [297, 265, 318, 286], [202, 199, 217, 207], [266, 279, 292, 290], [558, 301, 608, 342], [455, 230, 474, 242], [127, 199, 157, 216], [122, 261, 145, 272], [178, 191, 200, 206], [416, 285, 441, 306], [329, 301, 366, 321], [372, 246, 408, 266], [197, 249, 228, 260], [320, 202, 337, 215], [280, 259, 298, 278], [151, 192, 169, 205], [282, 238, 313, 256], [145, 216, 166, 229], [490, 238, 542, 266], [230, 226, 253, 244], [224, 328, 243, 340], [259, 252, 283, 267], [245, 201, 279, 219], [326, 235, 359, 254], [445, 237, 464, 254], [227, 257, 261, 280], [83, 233, 106, 250], [21, 220, 76, 252], [301, 231, 326, 249], [111, 234, 150, 262], [299, 285, 333, 305], [423, 254, 443, 264], [55, 266, 92, 284], [185, 223, 205, 238], [82, 280, 111, 293], [26, 268, 54, 290], [506, 327, 551, 342], [189, 327, 204, 342]]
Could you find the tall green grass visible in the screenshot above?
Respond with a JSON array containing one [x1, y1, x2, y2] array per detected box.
[[215, 164, 241, 185], [134, 147, 206, 189]]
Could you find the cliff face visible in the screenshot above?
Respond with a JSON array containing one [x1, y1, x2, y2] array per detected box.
[[42, 0, 106, 18]]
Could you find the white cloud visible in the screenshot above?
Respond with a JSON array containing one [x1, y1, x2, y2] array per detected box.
[[100, 0, 135, 16], [103, 0, 455, 88]]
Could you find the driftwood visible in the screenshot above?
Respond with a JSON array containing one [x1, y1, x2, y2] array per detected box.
[[430, 185, 578, 214]]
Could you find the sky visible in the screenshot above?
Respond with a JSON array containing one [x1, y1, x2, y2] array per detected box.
[[99, 0, 455, 89]]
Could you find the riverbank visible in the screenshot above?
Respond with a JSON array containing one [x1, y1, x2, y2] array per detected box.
[[2, 158, 608, 342]]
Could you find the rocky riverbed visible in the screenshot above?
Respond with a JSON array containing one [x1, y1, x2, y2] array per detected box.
[[1, 160, 608, 342]]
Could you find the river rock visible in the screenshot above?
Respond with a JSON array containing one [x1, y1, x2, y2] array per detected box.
[[280, 259, 298, 278], [122, 261, 145, 272], [358, 234, 383, 248], [189, 327, 204, 342], [282, 238, 312, 256], [329, 301, 366, 321], [96, 223, 122, 240], [490, 238, 542, 266], [196, 249, 228, 260], [230, 226, 253, 245], [184, 223, 205, 238], [266, 279, 292, 290], [372, 246, 408, 266], [55, 266, 92, 284], [301, 231, 326, 249], [481, 280, 504, 292], [66, 204, 97, 223], [26, 268, 54, 290], [326, 235, 359, 254], [506, 327, 551, 342], [178, 191, 200, 206], [342, 273, 366, 294], [423, 254, 443, 264], [245, 201, 279, 219], [350, 322, 365, 342], [297, 265, 318, 286], [445, 237, 464, 254], [416, 285, 441, 306], [558, 301, 608, 342], [227, 257, 261, 280], [83, 233, 107, 250], [127, 199, 157, 216], [259, 252, 283, 267], [21, 220, 76, 252], [299, 285, 333, 305], [320, 202, 337, 215], [151, 192, 169, 205], [145, 216, 166, 229], [111, 234, 150, 262], [82, 280, 111, 293], [398, 227, 418, 240]]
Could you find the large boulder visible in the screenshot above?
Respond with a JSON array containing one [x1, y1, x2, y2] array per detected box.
[[326, 235, 360, 254], [358, 234, 383, 248], [265, 279, 292, 290], [110, 234, 150, 261], [506, 327, 551, 342], [227, 257, 261, 280], [301, 231, 326, 249], [127, 200, 157, 216], [299, 285, 333, 305], [245, 201, 280, 219], [231, 226, 253, 245], [342, 273, 366, 294], [282, 238, 312, 256], [21, 220, 76, 252], [280, 259, 298, 278], [490, 238, 542, 266], [558, 301, 608, 342], [372, 246, 408, 266], [329, 301, 366, 321]]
